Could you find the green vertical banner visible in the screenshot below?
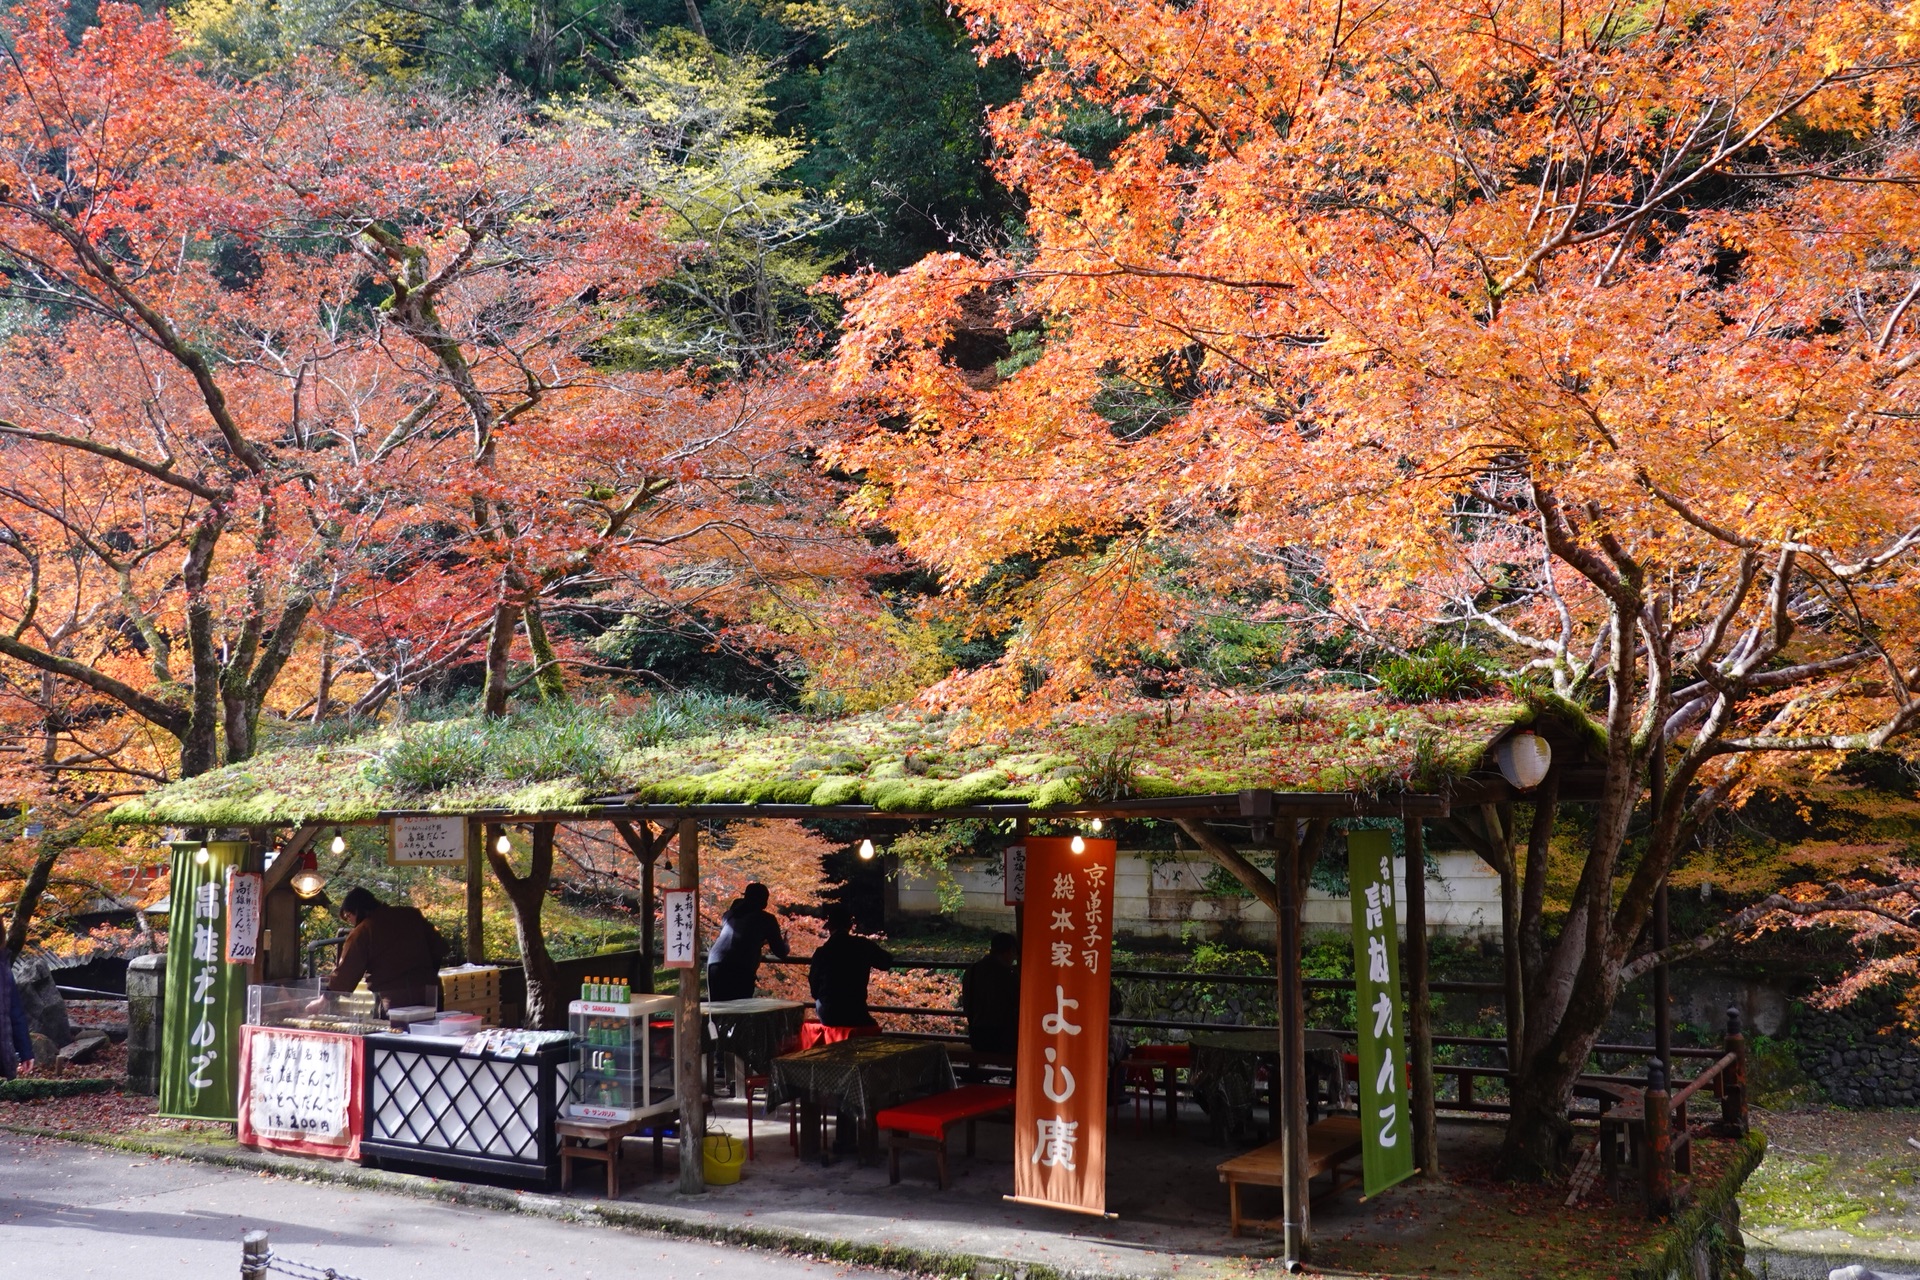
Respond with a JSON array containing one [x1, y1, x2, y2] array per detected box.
[[1347, 829, 1417, 1196], [160, 839, 250, 1121]]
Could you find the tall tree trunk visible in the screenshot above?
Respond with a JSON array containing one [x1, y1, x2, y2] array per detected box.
[[486, 822, 563, 1028], [4, 841, 59, 954], [523, 601, 568, 704], [480, 594, 524, 718]]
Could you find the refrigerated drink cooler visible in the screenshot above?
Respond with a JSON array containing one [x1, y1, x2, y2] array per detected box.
[[567, 993, 677, 1123]]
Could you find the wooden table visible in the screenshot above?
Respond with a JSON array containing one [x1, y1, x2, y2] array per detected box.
[[768, 1037, 955, 1165]]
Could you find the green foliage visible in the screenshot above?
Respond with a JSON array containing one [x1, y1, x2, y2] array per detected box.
[[1745, 1034, 1815, 1108], [1374, 642, 1498, 703], [568, 36, 850, 371]]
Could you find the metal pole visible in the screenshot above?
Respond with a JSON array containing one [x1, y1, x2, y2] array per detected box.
[[1402, 816, 1437, 1177], [1275, 819, 1309, 1270], [1653, 884, 1672, 1071], [240, 1229, 269, 1280], [675, 818, 706, 1194]]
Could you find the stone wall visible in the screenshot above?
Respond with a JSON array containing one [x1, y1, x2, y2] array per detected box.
[[1792, 985, 1920, 1108], [895, 848, 1505, 942]]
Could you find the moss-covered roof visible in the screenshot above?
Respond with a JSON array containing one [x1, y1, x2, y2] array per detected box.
[[112, 691, 1552, 828]]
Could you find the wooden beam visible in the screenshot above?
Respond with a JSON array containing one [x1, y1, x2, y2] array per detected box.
[[1174, 818, 1278, 911], [1276, 819, 1310, 1268], [260, 825, 321, 981], [466, 819, 485, 964], [675, 818, 706, 1194], [1403, 815, 1438, 1178]]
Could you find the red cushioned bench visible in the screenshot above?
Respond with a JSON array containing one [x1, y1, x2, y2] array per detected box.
[[876, 1084, 1015, 1189]]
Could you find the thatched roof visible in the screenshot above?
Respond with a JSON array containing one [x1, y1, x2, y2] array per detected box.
[[111, 691, 1576, 828]]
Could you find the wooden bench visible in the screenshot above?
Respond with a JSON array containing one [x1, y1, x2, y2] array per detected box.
[[876, 1084, 1016, 1189], [1216, 1115, 1364, 1237], [556, 1114, 675, 1198]]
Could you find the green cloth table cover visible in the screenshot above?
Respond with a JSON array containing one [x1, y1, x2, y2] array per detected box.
[[1187, 1029, 1343, 1141], [765, 1036, 955, 1122], [701, 999, 807, 1076]]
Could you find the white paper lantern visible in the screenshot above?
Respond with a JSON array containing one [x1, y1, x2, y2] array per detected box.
[[1496, 731, 1553, 789]]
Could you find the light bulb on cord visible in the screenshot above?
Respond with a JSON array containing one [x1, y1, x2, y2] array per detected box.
[[495, 833, 513, 855], [194, 845, 211, 866], [857, 838, 876, 861], [330, 832, 346, 855], [1070, 835, 1086, 855], [1089, 818, 1104, 833]]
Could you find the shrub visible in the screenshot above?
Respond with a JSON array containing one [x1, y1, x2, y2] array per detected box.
[[1374, 643, 1497, 703]]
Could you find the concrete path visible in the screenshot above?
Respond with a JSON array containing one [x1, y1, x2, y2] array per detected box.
[[0, 1135, 895, 1280]]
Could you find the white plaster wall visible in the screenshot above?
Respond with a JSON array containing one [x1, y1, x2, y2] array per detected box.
[[894, 849, 1502, 941]]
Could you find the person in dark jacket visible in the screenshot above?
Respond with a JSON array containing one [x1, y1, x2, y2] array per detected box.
[[323, 887, 447, 1012], [960, 932, 1019, 1054], [706, 883, 789, 1001], [808, 905, 892, 1027], [1, 947, 34, 1079]]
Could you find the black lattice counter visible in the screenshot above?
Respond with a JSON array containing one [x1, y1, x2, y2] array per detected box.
[[360, 1033, 575, 1187]]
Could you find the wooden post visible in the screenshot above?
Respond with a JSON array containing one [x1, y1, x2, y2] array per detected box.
[[675, 818, 706, 1194], [259, 826, 319, 981], [466, 819, 486, 964], [241, 1228, 270, 1280], [1275, 817, 1310, 1269], [1653, 883, 1672, 1070], [1643, 1057, 1673, 1220], [1402, 815, 1437, 1178], [640, 829, 657, 995], [1718, 1005, 1748, 1137]]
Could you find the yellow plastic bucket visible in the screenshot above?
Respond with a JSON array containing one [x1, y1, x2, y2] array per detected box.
[[702, 1133, 744, 1185]]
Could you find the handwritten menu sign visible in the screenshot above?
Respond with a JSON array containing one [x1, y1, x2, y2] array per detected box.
[[1003, 844, 1027, 905], [225, 870, 262, 964], [247, 1028, 352, 1143], [389, 815, 467, 866], [663, 889, 697, 969]]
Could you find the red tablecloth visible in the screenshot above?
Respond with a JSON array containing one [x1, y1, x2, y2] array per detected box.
[[797, 1021, 882, 1051]]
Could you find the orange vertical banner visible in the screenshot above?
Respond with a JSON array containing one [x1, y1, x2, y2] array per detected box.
[[1011, 835, 1117, 1217]]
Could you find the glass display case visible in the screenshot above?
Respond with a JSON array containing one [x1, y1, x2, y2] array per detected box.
[[566, 993, 677, 1122], [246, 980, 384, 1036]]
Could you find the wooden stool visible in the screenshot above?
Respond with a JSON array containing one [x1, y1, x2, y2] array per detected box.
[[557, 1117, 642, 1198]]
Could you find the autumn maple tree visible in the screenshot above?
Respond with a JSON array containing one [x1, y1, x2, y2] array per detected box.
[[834, 0, 1920, 1174]]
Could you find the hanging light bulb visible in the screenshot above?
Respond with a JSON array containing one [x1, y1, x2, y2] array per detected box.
[[857, 837, 876, 861], [291, 868, 325, 899], [330, 830, 346, 856], [495, 833, 513, 855], [1089, 818, 1104, 833], [194, 844, 211, 866], [1070, 835, 1086, 855]]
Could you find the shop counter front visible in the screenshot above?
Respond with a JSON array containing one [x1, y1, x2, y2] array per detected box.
[[360, 1031, 576, 1187]]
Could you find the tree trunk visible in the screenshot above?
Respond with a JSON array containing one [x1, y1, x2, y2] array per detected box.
[[480, 595, 524, 718], [523, 601, 568, 703], [3, 841, 60, 954], [486, 822, 564, 1028]]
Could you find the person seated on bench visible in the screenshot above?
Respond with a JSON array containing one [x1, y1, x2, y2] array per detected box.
[[961, 932, 1019, 1058], [809, 906, 893, 1155]]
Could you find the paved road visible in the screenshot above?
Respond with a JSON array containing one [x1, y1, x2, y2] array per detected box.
[[0, 1136, 892, 1279]]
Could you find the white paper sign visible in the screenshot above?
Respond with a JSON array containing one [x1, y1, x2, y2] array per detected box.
[[389, 816, 467, 866], [1004, 844, 1026, 905], [226, 870, 262, 964], [663, 889, 697, 969], [248, 1029, 351, 1143]]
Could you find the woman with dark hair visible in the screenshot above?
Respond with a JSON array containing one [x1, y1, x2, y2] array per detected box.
[[705, 882, 788, 1001], [324, 887, 447, 1012]]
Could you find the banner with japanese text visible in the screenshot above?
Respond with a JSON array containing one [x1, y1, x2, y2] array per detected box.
[[1012, 835, 1116, 1216], [1347, 829, 1417, 1195], [161, 840, 251, 1121]]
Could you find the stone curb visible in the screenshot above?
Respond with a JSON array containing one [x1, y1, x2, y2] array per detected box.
[[0, 1122, 1180, 1280]]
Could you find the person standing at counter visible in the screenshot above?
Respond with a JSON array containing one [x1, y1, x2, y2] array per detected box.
[[706, 882, 789, 1001], [326, 887, 447, 1013]]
